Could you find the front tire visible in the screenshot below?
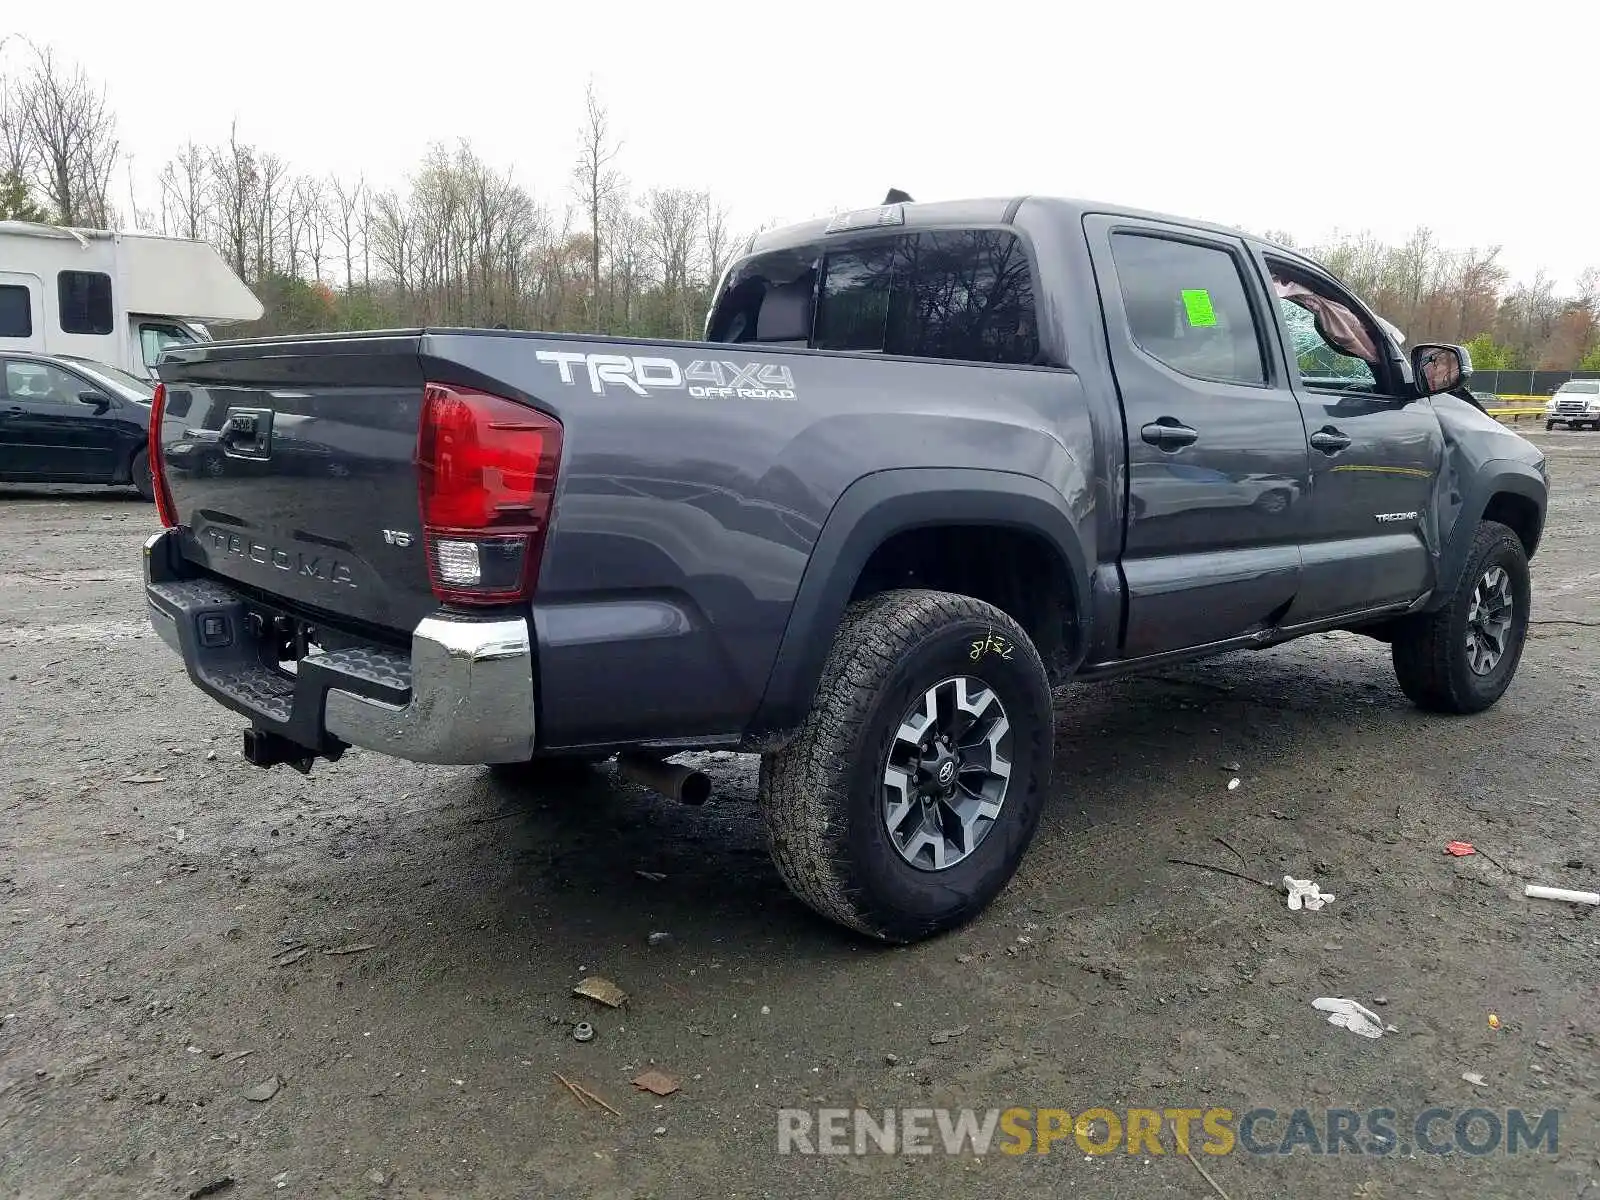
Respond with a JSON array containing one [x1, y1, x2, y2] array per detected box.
[[758, 589, 1054, 942], [130, 449, 155, 502], [1390, 521, 1530, 714], [1545, 421, 1556, 431]]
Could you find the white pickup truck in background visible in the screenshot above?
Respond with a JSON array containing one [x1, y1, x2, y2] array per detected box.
[[1546, 379, 1600, 430]]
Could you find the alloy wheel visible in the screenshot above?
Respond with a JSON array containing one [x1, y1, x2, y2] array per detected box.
[[881, 676, 1012, 871]]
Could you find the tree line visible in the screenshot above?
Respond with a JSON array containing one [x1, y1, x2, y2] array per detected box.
[[4, 37, 1600, 370], [1264, 226, 1600, 373]]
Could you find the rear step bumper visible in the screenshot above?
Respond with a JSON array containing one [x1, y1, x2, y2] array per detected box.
[[143, 530, 536, 766]]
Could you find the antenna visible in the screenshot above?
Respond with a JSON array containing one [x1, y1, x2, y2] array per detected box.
[[883, 189, 914, 205]]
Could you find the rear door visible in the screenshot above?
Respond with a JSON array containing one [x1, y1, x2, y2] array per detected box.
[[1257, 252, 1443, 621], [0, 358, 122, 480], [1085, 215, 1310, 657]]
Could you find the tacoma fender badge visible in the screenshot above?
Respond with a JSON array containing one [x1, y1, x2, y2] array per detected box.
[[1374, 512, 1419, 523]]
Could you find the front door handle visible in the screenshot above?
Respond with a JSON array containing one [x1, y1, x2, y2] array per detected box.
[[1309, 427, 1352, 454], [1141, 418, 1198, 451]]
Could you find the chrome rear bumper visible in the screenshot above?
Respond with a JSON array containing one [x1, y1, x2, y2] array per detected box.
[[144, 530, 536, 765]]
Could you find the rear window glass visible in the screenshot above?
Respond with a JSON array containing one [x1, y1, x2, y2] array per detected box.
[[58, 271, 114, 336], [0, 284, 31, 337], [1557, 380, 1600, 394], [709, 229, 1040, 366]]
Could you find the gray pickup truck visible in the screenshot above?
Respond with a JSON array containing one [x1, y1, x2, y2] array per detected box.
[[143, 195, 1548, 942]]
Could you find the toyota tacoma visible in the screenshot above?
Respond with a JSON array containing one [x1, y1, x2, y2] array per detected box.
[[143, 195, 1549, 942]]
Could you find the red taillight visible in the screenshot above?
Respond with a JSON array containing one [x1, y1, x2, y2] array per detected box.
[[416, 382, 563, 605], [149, 382, 178, 528]]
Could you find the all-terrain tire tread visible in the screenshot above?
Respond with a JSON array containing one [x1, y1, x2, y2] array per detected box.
[[758, 588, 1045, 940], [1391, 520, 1525, 713]]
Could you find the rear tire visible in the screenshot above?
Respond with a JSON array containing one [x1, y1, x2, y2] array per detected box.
[[757, 589, 1054, 942], [1390, 521, 1530, 714], [131, 449, 155, 502]]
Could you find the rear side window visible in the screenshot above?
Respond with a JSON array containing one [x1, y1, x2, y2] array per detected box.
[[885, 231, 1038, 363], [0, 285, 31, 337], [58, 271, 114, 336], [1110, 233, 1265, 386], [710, 229, 1040, 366]]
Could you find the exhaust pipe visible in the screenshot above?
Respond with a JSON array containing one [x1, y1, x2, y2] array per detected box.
[[616, 753, 712, 805]]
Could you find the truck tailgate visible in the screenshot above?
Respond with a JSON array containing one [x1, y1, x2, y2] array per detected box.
[[154, 334, 434, 636]]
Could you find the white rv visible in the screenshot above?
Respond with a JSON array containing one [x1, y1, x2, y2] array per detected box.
[[0, 222, 263, 378]]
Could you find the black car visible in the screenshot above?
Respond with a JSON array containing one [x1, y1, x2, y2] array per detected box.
[[0, 352, 155, 500]]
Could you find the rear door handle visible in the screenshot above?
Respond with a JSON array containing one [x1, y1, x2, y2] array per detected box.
[[1309, 427, 1352, 454], [1141, 418, 1198, 451]]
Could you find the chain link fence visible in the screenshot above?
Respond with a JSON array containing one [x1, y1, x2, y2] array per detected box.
[[1470, 370, 1600, 399]]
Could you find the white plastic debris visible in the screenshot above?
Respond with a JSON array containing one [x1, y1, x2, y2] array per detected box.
[[1462, 1072, 1487, 1087], [1312, 998, 1397, 1040], [1227, 778, 1241, 791], [1524, 884, 1599, 906], [1284, 876, 1336, 911]]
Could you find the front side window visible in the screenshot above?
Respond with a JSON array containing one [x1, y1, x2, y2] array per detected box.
[[1110, 233, 1266, 385], [709, 228, 1040, 366], [3, 360, 89, 406], [1266, 259, 1386, 392], [140, 322, 197, 368], [0, 285, 32, 338], [58, 271, 114, 336]]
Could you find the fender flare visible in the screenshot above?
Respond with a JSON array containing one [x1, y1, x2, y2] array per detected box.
[[746, 467, 1093, 736], [1432, 460, 1546, 605]]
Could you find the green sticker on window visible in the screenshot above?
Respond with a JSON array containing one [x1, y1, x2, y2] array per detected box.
[[1181, 288, 1217, 327]]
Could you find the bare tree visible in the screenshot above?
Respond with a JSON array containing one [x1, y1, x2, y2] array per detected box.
[[14, 44, 120, 225], [159, 142, 212, 239], [642, 187, 701, 338], [326, 173, 366, 293], [295, 177, 326, 282], [368, 188, 414, 297], [0, 71, 35, 186], [252, 152, 290, 280], [571, 79, 622, 328], [210, 122, 257, 279], [702, 194, 734, 293]]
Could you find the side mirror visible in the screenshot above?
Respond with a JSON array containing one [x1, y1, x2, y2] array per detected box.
[[77, 390, 111, 412], [1412, 344, 1472, 397]]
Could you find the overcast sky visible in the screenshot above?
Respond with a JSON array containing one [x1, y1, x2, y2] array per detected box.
[[13, 0, 1595, 288]]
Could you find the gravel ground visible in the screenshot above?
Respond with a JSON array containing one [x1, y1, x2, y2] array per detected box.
[[1, 430, 1596, 1200]]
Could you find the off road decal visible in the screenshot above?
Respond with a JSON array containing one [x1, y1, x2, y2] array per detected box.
[[535, 351, 796, 400]]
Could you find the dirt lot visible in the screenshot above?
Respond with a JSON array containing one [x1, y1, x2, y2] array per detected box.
[[1, 431, 1596, 1200]]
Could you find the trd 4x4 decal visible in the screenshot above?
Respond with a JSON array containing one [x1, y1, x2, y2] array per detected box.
[[535, 351, 796, 400]]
